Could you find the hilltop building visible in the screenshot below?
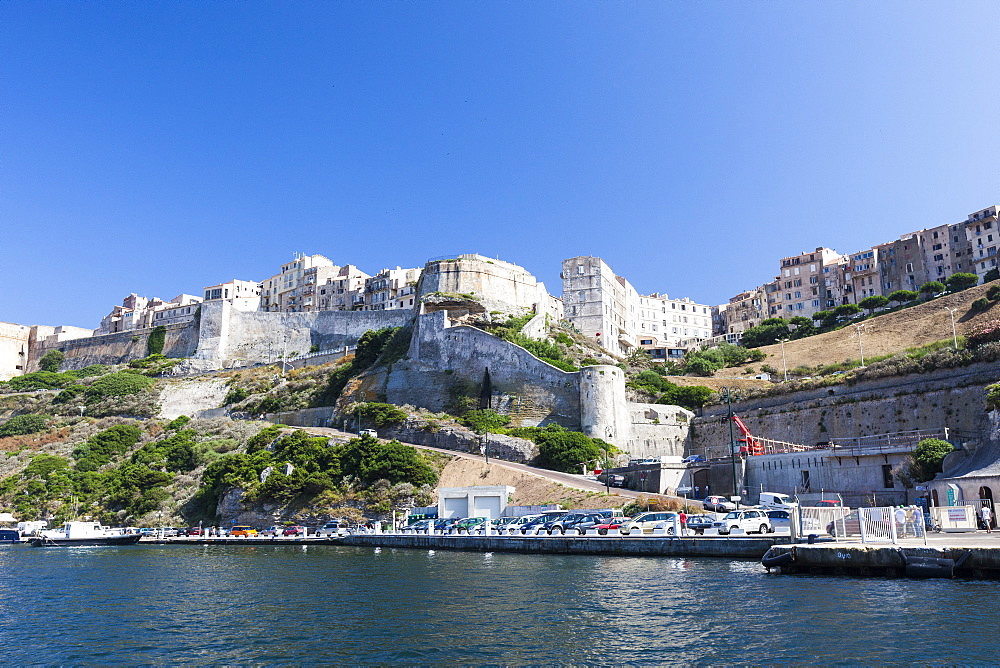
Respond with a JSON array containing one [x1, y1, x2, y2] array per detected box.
[[420, 254, 559, 318], [97, 294, 202, 334], [561, 256, 711, 358]]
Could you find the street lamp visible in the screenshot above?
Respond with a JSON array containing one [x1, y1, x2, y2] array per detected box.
[[778, 338, 790, 381], [854, 324, 865, 367], [945, 307, 959, 350], [720, 386, 740, 499]]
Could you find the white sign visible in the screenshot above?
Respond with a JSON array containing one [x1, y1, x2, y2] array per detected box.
[[947, 508, 967, 523]]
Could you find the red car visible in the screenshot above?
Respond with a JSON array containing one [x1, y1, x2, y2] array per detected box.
[[594, 517, 630, 535], [282, 525, 305, 536], [187, 527, 203, 536]]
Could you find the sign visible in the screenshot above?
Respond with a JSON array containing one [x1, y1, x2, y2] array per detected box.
[[947, 508, 967, 523], [947, 487, 956, 506]]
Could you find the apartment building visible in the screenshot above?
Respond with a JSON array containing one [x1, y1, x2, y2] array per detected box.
[[561, 256, 710, 359], [315, 265, 370, 311], [97, 293, 201, 334], [260, 254, 336, 312], [965, 205, 1000, 281], [772, 248, 843, 319], [204, 279, 261, 303], [716, 287, 766, 339], [364, 267, 421, 311]]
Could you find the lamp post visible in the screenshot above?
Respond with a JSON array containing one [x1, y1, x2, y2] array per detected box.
[[721, 386, 739, 499], [778, 338, 789, 381], [945, 307, 959, 350], [854, 324, 865, 367]]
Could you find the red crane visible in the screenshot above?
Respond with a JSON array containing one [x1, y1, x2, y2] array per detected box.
[[732, 414, 763, 456]]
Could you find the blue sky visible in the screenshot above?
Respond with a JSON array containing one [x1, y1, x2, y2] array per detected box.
[[3, 2, 998, 328]]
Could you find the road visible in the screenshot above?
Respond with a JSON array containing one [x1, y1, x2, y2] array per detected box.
[[301, 426, 654, 499]]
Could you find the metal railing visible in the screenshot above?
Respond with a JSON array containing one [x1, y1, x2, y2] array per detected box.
[[827, 428, 950, 453]]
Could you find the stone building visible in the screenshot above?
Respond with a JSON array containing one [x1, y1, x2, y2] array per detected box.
[[315, 265, 369, 311], [0, 322, 31, 380], [364, 266, 421, 311], [773, 247, 843, 320], [97, 293, 201, 334], [260, 254, 336, 312], [419, 254, 558, 318]]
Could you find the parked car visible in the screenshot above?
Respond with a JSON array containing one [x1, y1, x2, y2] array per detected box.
[[759, 492, 797, 512], [682, 455, 706, 463], [283, 525, 306, 536], [454, 517, 489, 533], [594, 517, 631, 535], [703, 496, 738, 512], [360, 429, 378, 438], [520, 512, 568, 534], [713, 509, 771, 535], [402, 519, 435, 534], [826, 510, 863, 537], [497, 515, 541, 533], [187, 526, 203, 537], [685, 514, 715, 535], [317, 520, 351, 537], [160, 527, 179, 537], [814, 499, 843, 508], [549, 513, 606, 535], [621, 511, 679, 535], [433, 518, 460, 532], [261, 525, 282, 537], [231, 526, 258, 537]]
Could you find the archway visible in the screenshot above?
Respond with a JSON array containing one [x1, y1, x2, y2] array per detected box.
[[692, 469, 711, 499], [980, 486, 995, 528], [931, 489, 939, 507]]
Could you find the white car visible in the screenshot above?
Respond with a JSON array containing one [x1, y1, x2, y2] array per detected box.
[[713, 509, 771, 535], [317, 520, 351, 537]]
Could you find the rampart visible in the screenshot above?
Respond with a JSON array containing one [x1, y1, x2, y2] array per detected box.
[[29, 321, 199, 371]]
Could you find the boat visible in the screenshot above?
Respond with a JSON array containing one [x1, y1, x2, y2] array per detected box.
[[0, 512, 23, 544], [28, 521, 142, 547]]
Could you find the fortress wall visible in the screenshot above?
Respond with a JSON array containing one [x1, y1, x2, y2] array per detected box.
[[29, 321, 199, 370], [383, 310, 582, 428], [420, 257, 549, 312]]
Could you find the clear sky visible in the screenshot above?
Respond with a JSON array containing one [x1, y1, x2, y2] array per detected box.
[[3, 2, 998, 328]]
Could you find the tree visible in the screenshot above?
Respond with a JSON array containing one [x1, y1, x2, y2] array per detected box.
[[944, 272, 979, 292], [833, 304, 862, 319], [919, 281, 946, 297], [0, 414, 48, 437], [888, 290, 918, 305], [859, 295, 890, 315], [985, 268, 1000, 283], [39, 350, 65, 373], [739, 318, 791, 348], [905, 438, 954, 482]]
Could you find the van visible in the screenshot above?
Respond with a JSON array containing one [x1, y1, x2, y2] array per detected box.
[[759, 492, 797, 511], [360, 429, 378, 438]]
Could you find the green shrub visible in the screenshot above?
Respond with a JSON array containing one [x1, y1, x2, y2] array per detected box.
[[0, 414, 48, 437], [987, 285, 1000, 301], [86, 372, 155, 401], [351, 402, 408, 427], [246, 425, 283, 454], [147, 326, 167, 356], [39, 350, 65, 373], [580, 357, 601, 367], [919, 281, 946, 296], [972, 297, 992, 312], [224, 387, 250, 405], [339, 434, 437, 486], [460, 409, 511, 433], [945, 272, 979, 292], [906, 438, 955, 482], [552, 332, 574, 346], [5, 371, 77, 392], [888, 290, 918, 305], [166, 415, 191, 430], [73, 424, 142, 471], [52, 384, 87, 405]]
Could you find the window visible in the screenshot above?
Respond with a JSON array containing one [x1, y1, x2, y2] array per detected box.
[[577, 265, 584, 274], [882, 464, 894, 488]]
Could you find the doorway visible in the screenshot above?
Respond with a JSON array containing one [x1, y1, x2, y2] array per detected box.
[[980, 486, 995, 528]]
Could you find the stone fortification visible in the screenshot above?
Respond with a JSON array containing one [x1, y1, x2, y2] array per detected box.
[[377, 310, 582, 428], [0, 322, 31, 381], [29, 321, 198, 371], [419, 254, 557, 319], [185, 300, 414, 371], [625, 403, 693, 459], [691, 362, 1000, 458]]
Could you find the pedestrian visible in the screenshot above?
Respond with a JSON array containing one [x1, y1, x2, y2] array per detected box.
[[695, 486, 700, 499], [894, 506, 906, 535], [912, 506, 924, 535], [982, 505, 993, 533], [904, 506, 915, 537], [678, 511, 688, 536]]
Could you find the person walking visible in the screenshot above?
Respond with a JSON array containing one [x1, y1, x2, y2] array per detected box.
[[982, 505, 993, 533], [678, 511, 688, 536]]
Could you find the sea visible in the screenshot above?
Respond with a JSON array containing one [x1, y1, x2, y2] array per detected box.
[[1, 542, 997, 664]]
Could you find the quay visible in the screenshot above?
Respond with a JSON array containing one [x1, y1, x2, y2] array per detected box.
[[142, 531, 788, 558], [762, 534, 1000, 579]]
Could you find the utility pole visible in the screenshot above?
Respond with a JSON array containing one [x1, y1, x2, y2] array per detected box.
[[854, 324, 865, 366], [723, 387, 739, 499], [779, 338, 789, 381]]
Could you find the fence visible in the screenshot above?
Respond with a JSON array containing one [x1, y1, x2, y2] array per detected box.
[[827, 429, 950, 453]]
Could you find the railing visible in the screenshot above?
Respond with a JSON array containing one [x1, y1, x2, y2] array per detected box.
[[827, 428, 950, 453]]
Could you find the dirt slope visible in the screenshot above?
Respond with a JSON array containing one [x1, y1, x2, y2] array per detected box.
[[437, 457, 634, 509], [755, 282, 1000, 370]]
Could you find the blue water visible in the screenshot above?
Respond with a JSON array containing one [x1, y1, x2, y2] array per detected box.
[[1, 543, 996, 664]]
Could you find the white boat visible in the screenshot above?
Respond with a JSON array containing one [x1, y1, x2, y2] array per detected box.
[[29, 521, 142, 547], [0, 512, 22, 544]]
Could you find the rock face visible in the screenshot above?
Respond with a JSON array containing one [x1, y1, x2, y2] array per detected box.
[[381, 418, 538, 463], [158, 378, 229, 420]]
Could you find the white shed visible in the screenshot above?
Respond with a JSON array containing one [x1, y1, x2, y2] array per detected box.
[[437, 486, 515, 519]]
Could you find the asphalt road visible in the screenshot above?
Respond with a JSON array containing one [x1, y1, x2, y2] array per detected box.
[[302, 426, 652, 499]]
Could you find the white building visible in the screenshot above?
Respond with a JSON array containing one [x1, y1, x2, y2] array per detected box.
[[260, 254, 336, 312], [561, 256, 711, 358]]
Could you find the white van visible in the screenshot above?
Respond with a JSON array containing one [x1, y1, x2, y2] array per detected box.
[[758, 492, 797, 511]]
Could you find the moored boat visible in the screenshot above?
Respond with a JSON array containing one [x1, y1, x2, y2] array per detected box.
[[29, 521, 142, 547]]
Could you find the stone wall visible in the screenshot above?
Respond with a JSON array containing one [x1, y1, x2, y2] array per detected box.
[[29, 321, 199, 371], [193, 300, 413, 368], [691, 363, 1000, 459], [419, 255, 553, 317], [0, 322, 30, 381], [380, 310, 583, 429]]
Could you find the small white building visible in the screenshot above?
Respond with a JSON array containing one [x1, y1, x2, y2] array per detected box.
[[437, 485, 515, 520]]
